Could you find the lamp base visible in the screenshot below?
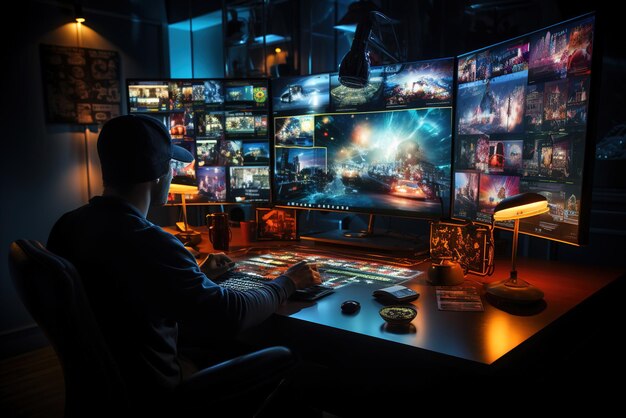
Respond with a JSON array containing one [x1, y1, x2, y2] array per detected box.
[[485, 277, 544, 304], [176, 230, 202, 246]]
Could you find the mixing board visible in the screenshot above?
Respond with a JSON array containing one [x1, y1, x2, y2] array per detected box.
[[231, 251, 421, 290]]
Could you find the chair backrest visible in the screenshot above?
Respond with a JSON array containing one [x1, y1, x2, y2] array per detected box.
[[8, 239, 128, 417]]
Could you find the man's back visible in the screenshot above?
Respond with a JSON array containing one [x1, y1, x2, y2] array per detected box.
[[48, 196, 186, 395]]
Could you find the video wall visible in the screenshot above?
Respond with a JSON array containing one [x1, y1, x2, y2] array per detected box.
[[127, 79, 270, 203], [124, 13, 596, 245], [452, 13, 595, 245], [272, 58, 455, 219]]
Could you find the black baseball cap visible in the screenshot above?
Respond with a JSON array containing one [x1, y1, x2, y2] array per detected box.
[[97, 115, 194, 185]]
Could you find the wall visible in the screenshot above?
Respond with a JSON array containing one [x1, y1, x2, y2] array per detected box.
[[0, 0, 169, 348], [192, 25, 224, 78], [169, 26, 194, 78], [168, 22, 223, 78]]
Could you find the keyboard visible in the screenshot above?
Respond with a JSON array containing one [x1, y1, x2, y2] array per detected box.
[[211, 250, 421, 301], [240, 252, 418, 290], [216, 271, 335, 301], [217, 272, 267, 291]]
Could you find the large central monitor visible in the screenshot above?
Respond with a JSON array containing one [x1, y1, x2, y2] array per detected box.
[[452, 12, 597, 245], [272, 58, 455, 220]]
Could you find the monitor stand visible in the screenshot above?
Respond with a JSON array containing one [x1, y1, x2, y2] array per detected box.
[[343, 212, 377, 238], [300, 214, 429, 254]]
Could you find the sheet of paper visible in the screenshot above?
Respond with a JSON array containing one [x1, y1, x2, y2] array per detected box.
[[436, 286, 484, 311]]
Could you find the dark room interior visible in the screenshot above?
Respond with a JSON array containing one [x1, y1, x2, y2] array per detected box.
[[2, 0, 625, 416]]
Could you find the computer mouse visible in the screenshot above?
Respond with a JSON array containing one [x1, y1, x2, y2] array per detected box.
[[341, 300, 360, 314]]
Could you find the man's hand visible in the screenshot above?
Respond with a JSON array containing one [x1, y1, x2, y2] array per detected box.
[[202, 252, 235, 279], [281, 260, 322, 289]]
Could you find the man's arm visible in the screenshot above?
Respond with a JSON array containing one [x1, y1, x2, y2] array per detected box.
[[139, 226, 296, 335]]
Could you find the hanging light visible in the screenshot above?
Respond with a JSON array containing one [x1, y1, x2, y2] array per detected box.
[[338, 11, 401, 88], [74, 3, 85, 23]]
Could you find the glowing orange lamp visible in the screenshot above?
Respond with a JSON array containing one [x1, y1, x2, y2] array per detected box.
[[169, 183, 202, 245], [486, 192, 549, 303]]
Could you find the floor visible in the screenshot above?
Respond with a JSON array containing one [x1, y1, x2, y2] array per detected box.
[[3, 337, 626, 416], [0, 346, 64, 418], [0, 346, 344, 418]]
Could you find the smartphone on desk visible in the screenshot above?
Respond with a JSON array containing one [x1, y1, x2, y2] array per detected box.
[[373, 285, 419, 303]]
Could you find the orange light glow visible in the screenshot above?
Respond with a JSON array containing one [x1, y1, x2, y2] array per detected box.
[[75, 17, 85, 23], [275, 47, 282, 53], [352, 124, 371, 146], [484, 313, 526, 362], [493, 200, 549, 221]]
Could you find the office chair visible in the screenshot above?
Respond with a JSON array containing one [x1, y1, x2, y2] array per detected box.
[[8, 239, 296, 417]]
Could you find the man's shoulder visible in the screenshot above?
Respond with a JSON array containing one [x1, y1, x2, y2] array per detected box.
[[48, 200, 184, 261], [49, 198, 159, 246], [49, 204, 90, 234]]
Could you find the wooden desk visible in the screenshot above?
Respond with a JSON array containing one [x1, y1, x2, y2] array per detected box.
[[166, 225, 625, 378]]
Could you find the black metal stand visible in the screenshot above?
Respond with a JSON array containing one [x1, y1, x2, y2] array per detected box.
[[301, 214, 428, 254]]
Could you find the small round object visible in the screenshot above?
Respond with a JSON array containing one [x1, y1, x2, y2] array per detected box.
[[379, 305, 417, 325], [341, 300, 360, 314]]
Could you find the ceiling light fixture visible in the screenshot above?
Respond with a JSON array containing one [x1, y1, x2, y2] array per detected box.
[[74, 3, 85, 23]]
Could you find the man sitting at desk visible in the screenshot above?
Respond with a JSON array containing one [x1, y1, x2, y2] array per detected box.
[[47, 115, 321, 414]]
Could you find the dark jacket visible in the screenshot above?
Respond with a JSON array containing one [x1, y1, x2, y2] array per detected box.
[[48, 196, 295, 398]]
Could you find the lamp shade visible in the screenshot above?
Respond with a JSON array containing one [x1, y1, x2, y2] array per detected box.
[[493, 192, 549, 221]]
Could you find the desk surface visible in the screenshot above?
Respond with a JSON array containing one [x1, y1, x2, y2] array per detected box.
[[168, 225, 625, 368], [277, 258, 623, 366]]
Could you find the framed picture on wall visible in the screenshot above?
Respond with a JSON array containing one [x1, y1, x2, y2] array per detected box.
[[40, 44, 121, 124], [256, 207, 297, 241]]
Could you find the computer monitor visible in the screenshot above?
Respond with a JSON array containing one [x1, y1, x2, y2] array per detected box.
[[272, 73, 330, 116], [223, 79, 269, 109], [127, 80, 169, 113], [126, 78, 271, 204], [452, 12, 597, 245], [272, 57, 455, 220]]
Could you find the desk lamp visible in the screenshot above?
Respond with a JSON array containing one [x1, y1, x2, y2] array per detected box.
[[169, 183, 202, 245], [485, 192, 549, 303]]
